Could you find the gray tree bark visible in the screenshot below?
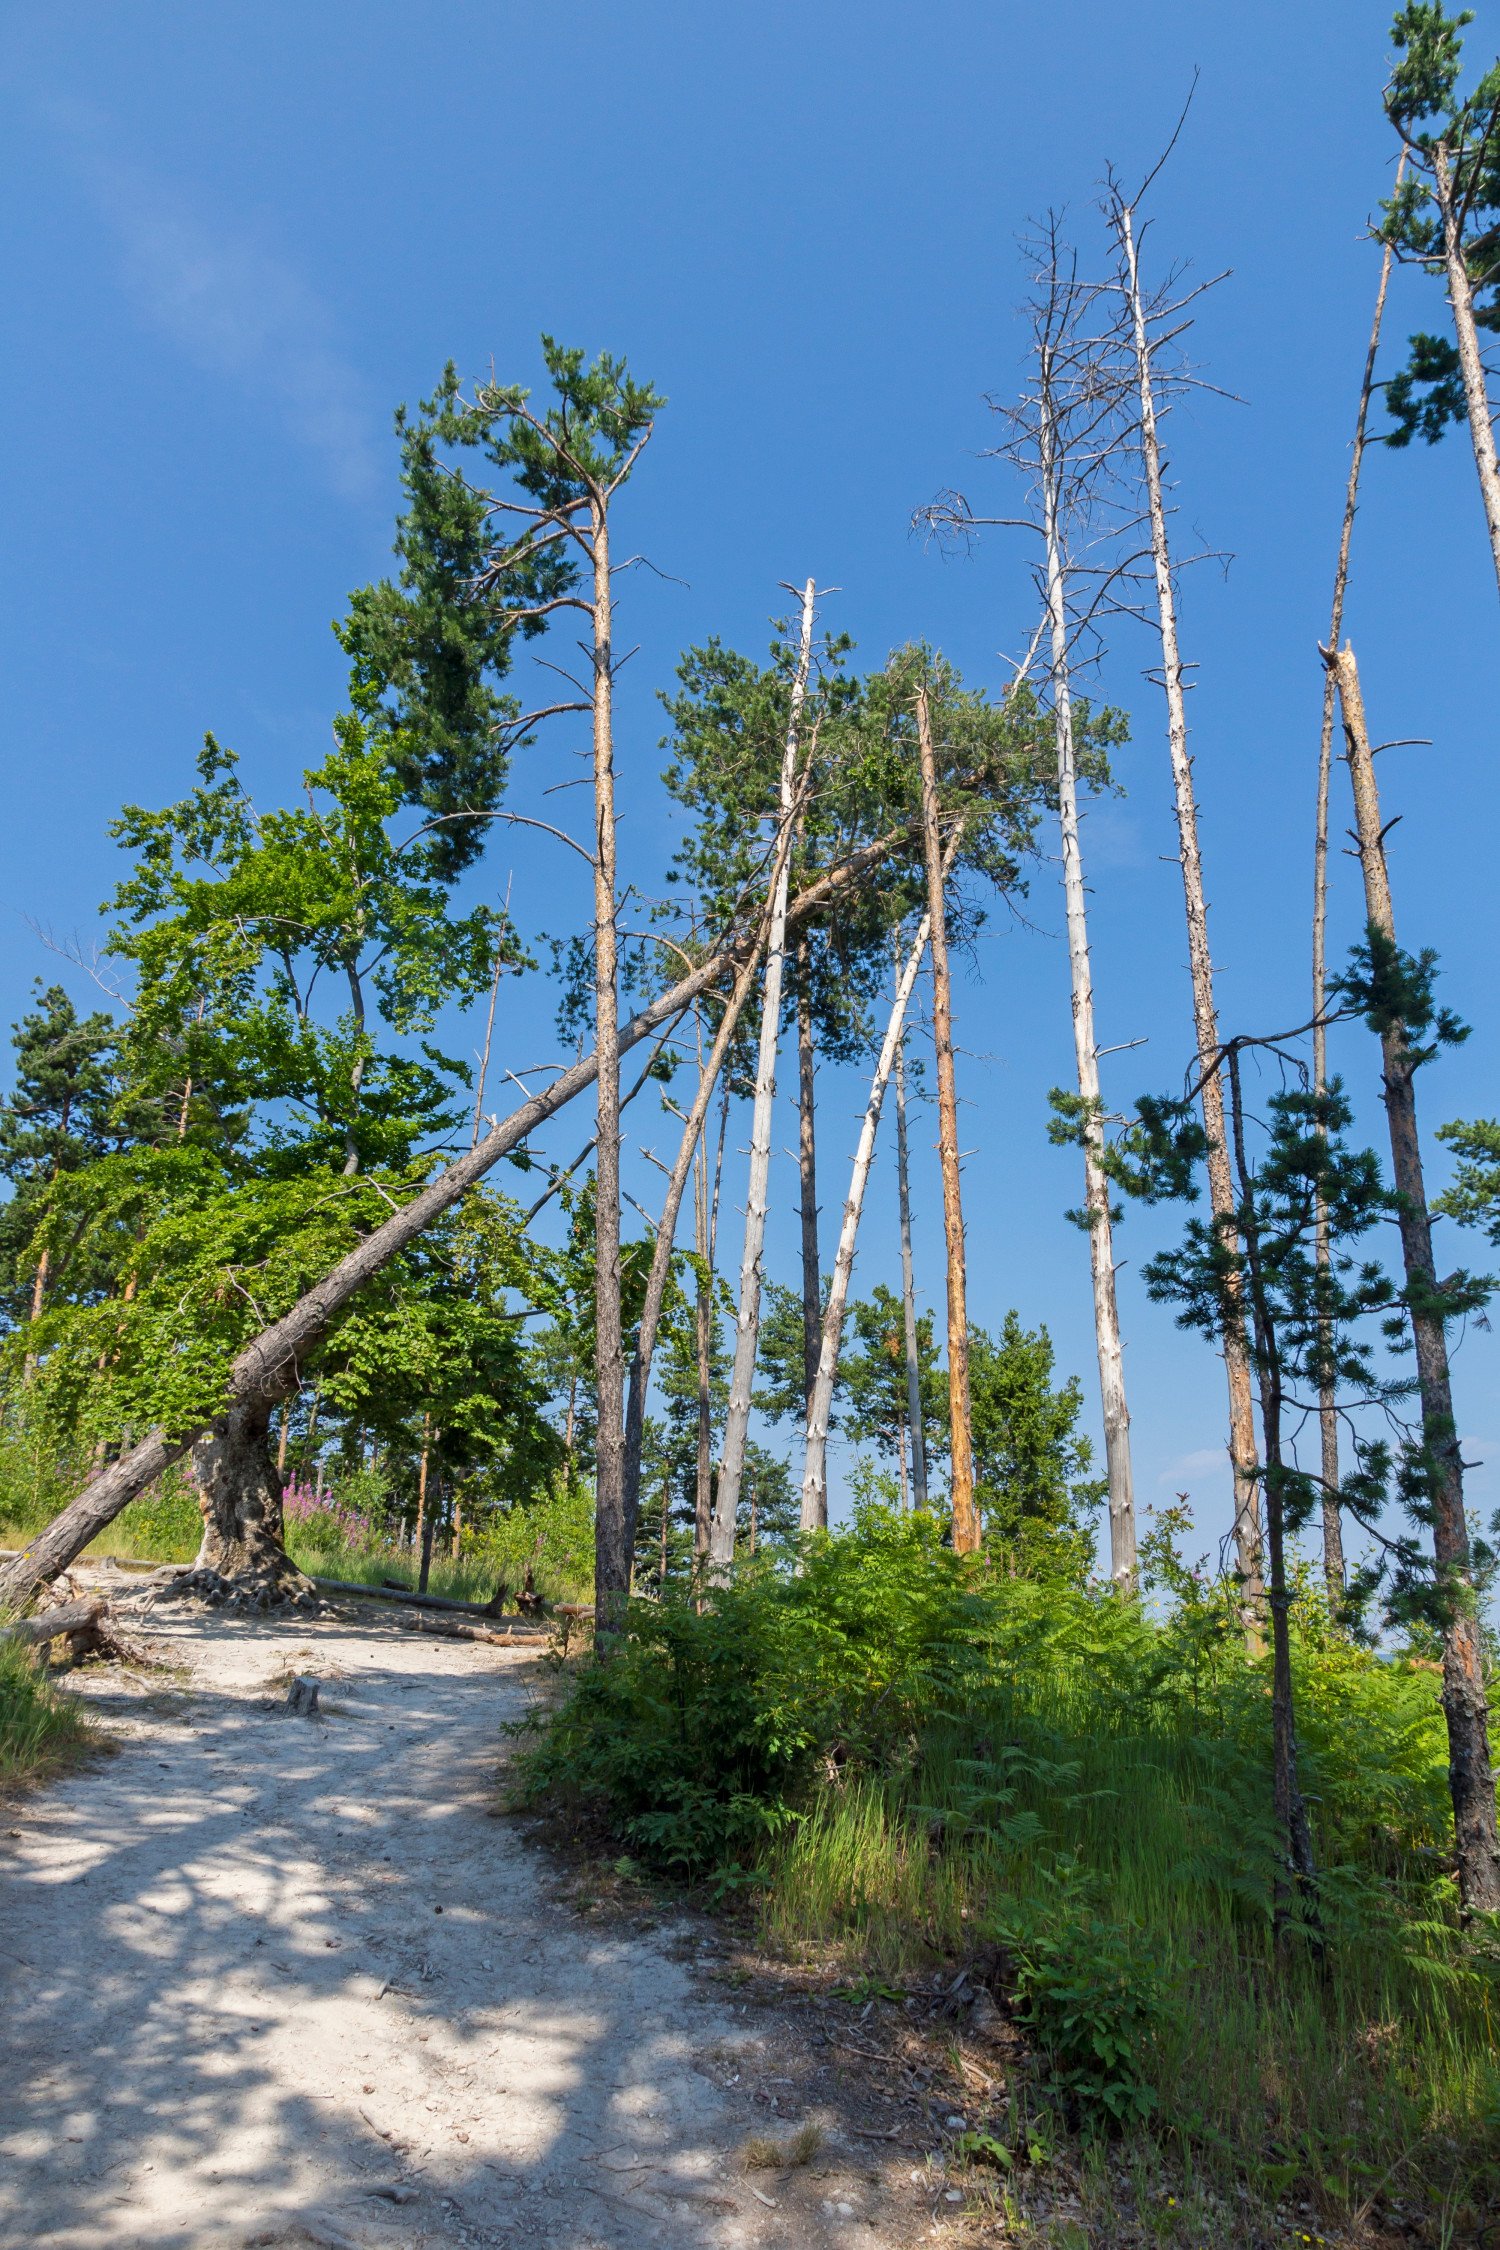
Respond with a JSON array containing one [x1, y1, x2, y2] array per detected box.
[[1112, 189, 1262, 1607], [893, 1029, 929, 1512], [1038, 378, 1136, 1592]]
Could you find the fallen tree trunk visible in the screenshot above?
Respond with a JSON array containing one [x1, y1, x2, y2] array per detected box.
[[0, 830, 911, 1614], [0, 1597, 106, 1646], [311, 1576, 544, 1623]]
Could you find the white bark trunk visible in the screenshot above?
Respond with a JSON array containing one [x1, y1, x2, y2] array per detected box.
[[894, 1031, 929, 1511], [1114, 194, 1262, 1604], [1434, 141, 1500, 605], [711, 577, 816, 1568], [1039, 387, 1135, 1592], [801, 917, 934, 1532]]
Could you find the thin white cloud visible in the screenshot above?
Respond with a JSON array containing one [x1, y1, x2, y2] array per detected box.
[[51, 106, 380, 501], [1157, 1446, 1227, 1486]]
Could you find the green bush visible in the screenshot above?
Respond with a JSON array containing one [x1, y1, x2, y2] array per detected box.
[[995, 1861, 1169, 2126]]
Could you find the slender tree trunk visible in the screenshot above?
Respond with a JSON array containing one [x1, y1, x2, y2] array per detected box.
[[621, 905, 775, 1554], [897, 1419, 910, 1511], [1039, 399, 1136, 1591], [588, 497, 629, 1640], [0, 825, 916, 1614], [1433, 141, 1500, 603], [713, 577, 816, 1567], [915, 687, 978, 1552], [416, 1414, 430, 1549], [802, 914, 934, 1530], [894, 1031, 929, 1511], [1331, 642, 1500, 1914], [795, 942, 822, 1417], [1313, 175, 1400, 1602], [659, 1469, 670, 1592], [1225, 1049, 1320, 1944], [694, 1083, 729, 1565], [472, 893, 510, 1148], [276, 1404, 290, 1480], [1114, 195, 1262, 1605]]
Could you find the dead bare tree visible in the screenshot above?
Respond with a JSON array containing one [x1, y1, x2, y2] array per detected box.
[[1106, 167, 1263, 1609], [1311, 165, 1404, 1599], [711, 578, 817, 1571], [1329, 641, 1500, 1915], [955, 219, 1140, 1589]]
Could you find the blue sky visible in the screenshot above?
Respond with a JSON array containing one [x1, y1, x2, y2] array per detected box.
[[4, 1, 1499, 1568]]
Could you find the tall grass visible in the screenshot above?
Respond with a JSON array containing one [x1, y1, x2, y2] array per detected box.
[[0, 1636, 90, 1792]]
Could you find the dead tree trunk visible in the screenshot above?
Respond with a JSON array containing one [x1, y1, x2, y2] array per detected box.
[[795, 939, 822, 1417], [712, 577, 816, 1569], [893, 1026, 929, 1512], [801, 916, 934, 1531], [1039, 384, 1135, 1592], [1112, 189, 1262, 1607], [916, 686, 978, 1553], [1331, 641, 1500, 1916], [0, 824, 921, 1615], [1433, 141, 1500, 603], [1312, 184, 1400, 1599]]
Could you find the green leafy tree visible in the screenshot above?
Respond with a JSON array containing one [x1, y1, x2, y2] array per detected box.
[[967, 1313, 1102, 1582], [0, 986, 124, 1327]]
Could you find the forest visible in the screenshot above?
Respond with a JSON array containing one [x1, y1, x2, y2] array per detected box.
[[3, 9, 1500, 2248]]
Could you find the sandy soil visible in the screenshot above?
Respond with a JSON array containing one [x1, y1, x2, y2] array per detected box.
[[0, 1580, 946, 2250]]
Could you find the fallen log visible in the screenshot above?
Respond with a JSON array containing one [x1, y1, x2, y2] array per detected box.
[[311, 1577, 543, 1623], [1, 1597, 107, 1647]]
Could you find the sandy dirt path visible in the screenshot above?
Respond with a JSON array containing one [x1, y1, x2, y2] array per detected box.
[[0, 1590, 923, 2250]]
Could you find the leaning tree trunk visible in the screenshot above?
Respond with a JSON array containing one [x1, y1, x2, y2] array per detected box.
[[187, 1396, 317, 1609], [1311, 176, 1399, 1600], [712, 576, 816, 1569], [1331, 642, 1500, 1916], [1114, 193, 1262, 1608], [894, 1027, 929, 1511], [0, 823, 917, 1615], [802, 915, 934, 1531], [1433, 141, 1500, 605], [588, 493, 629, 1641], [916, 687, 978, 1553], [1039, 393, 1136, 1591]]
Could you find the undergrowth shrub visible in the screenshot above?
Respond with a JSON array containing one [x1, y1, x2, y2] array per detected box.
[[521, 1501, 1500, 2209]]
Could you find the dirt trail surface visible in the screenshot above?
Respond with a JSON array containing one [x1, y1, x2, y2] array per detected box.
[[1, 1587, 929, 2250]]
